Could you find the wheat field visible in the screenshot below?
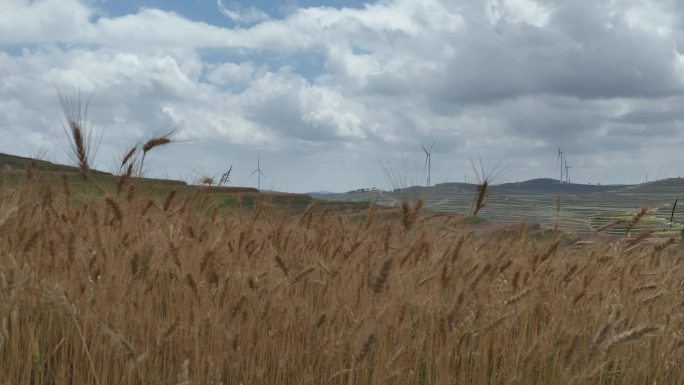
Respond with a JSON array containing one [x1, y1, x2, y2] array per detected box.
[[1, 175, 684, 385]]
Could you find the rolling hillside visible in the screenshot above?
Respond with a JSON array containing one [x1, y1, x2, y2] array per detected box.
[[0, 152, 112, 175], [314, 178, 684, 237], [0, 151, 370, 213]]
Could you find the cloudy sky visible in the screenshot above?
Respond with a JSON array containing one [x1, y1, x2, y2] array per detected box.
[[2, 0, 684, 192]]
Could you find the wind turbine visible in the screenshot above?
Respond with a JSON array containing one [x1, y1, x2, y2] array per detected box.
[[421, 141, 436, 187], [556, 145, 565, 183], [249, 154, 265, 191], [564, 158, 572, 184]]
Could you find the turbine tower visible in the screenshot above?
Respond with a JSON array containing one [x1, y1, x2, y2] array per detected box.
[[249, 154, 265, 191], [556, 145, 565, 183], [564, 158, 572, 184], [421, 141, 436, 187]]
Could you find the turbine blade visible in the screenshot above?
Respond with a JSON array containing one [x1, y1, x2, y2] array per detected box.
[[421, 143, 428, 154]]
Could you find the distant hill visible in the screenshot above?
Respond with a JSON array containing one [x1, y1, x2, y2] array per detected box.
[[312, 178, 641, 204], [494, 178, 630, 194], [0, 151, 268, 192], [307, 191, 337, 195], [625, 177, 684, 189], [425, 178, 630, 195], [619, 177, 684, 195], [0, 152, 112, 175], [0, 152, 376, 213]]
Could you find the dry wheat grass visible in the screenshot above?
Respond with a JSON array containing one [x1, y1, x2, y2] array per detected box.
[[0, 176, 683, 384]]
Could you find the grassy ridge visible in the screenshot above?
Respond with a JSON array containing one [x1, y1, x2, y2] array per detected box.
[[0, 152, 368, 214], [0, 153, 115, 175], [0, 175, 683, 384]]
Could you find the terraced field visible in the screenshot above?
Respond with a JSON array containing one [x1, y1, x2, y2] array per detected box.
[[314, 178, 684, 237]]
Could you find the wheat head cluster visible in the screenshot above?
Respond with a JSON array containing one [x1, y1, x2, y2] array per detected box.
[[1, 172, 684, 385]]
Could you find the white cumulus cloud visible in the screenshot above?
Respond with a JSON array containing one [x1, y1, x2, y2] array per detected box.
[[2, 0, 684, 191]]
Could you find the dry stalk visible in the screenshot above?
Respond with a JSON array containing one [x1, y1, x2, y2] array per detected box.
[[355, 333, 376, 364], [58, 91, 96, 180], [139, 127, 177, 176], [605, 325, 661, 352], [372, 258, 393, 294]]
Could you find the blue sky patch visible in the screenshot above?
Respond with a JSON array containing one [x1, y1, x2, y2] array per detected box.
[[98, 0, 375, 26]]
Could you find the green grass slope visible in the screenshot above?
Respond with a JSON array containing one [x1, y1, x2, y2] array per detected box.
[[0, 151, 368, 213]]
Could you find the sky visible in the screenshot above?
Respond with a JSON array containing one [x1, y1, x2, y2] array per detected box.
[[2, 0, 684, 192]]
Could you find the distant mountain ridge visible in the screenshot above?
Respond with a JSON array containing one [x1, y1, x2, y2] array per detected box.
[[311, 178, 657, 201], [494, 178, 631, 194], [397, 178, 632, 196]]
